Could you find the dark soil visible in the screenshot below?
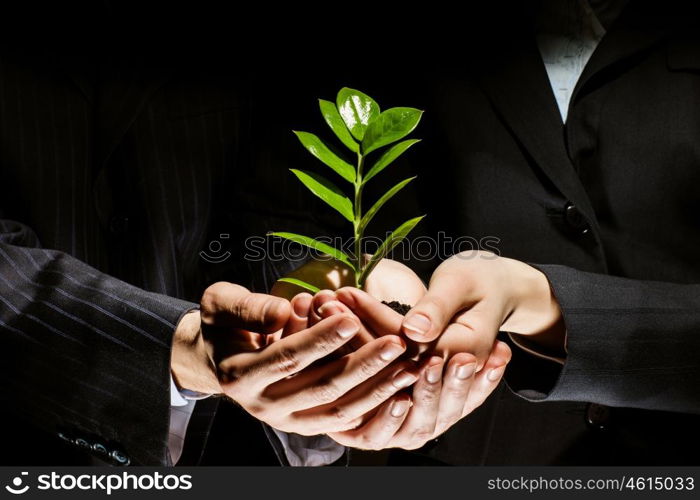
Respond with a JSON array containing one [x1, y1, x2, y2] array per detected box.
[[382, 300, 411, 316]]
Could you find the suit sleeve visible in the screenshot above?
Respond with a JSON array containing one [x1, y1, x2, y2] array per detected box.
[[0, 219, 197, 465], [502, 264, 700, 415]]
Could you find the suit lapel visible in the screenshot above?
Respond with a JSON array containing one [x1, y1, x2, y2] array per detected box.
[[570, 1, 670, 106], [474, 35, 601, 229], [475, 2, 677, 240]]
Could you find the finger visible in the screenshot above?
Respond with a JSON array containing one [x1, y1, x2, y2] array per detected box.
[[293, 361, 419, 433], [452, 301, 505, 368], [201, 282, 291, 333], [391, 356, 444, 445], [438, 320, 495, 372], [312, 289, 337, 313], [317, 299, 375, 346], [462, 341, 512, 417], [265, 334, 408, 410], [281, 293, 312, 338], [222, 313, 360, 386], [308, 290, 335, 326], [434, 352, 477, 435], [335, 287, 403, 337], [328, 394, 412, 450], [400, 268, 480, 342]]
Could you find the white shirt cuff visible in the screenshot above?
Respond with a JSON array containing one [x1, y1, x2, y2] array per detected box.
[[272, 429, 346, 466], [168, 375, 210, 464], [169, 375, 345, 466]]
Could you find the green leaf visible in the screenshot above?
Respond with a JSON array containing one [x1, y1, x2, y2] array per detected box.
[[336, 88, 380, 141], [319, 100, 359, 153], [290, 169, 353, 221], [276, 277, 321, 294], [360, 177, 415, 232], [293, 131, 355, 183], [268, 231, 355, 270], [361, 107, 423, 155], [363, 139, 421, 184], [358, 216, 425, 287]]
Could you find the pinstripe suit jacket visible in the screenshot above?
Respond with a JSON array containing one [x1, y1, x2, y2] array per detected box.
[[0, 46, 276, 465]]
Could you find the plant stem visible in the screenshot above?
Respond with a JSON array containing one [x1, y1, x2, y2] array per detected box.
[[353, 152, 364, 288]]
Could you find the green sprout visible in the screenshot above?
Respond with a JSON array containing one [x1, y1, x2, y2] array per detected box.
[[270, 88, 424, 292]]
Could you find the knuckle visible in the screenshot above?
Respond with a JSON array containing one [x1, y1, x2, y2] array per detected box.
[[271, 347, 301, 375], [328, 405, 349, 423], [354, 433, 380, 451], [412, 428, 435, 443], [310, 379, 341, 405], [356, 356, 380, 379], [233, 293, 256, 322], [436, 416, 457, 431], [371, 384, 394, 404], [243, 401, 266, 419], [416, 387, 439, 406], [444, 385, 469, 400], [315, 329, 342, 356]]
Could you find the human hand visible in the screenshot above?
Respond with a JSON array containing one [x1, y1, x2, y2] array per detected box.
[[400, 251, 565, 370], [321, 287, 512, 450], [170, 282, 421, 436]]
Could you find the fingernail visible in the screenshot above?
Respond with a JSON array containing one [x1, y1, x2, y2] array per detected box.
[[293, 295, 311, 318], [390, 399, 410, 417], [336, 319, 359, 338], [393, 371, 418, 389], [426, 363, 443, 384], [403, 313, 432, 336], [380, 342, 405, 361], [318, 301, 342, 316], [455, 363, 476, 380], [487, 365, 506, 382]]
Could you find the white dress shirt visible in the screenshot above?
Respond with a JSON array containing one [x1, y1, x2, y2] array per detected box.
[[536, 0, 606, 122]]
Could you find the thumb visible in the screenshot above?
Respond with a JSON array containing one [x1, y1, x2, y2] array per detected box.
[[201, 282, 292, 333], [401, 272, 473, 342]]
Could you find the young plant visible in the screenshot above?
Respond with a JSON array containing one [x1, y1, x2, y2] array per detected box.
[[270, 88, 423, 293]]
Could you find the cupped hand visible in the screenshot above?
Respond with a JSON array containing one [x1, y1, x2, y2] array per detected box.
[[400, 251, 566, 370], [320, 287, 512, 450], [171, 282, 422, 436]]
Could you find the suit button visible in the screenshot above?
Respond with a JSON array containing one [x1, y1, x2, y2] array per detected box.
[[585, 403, 611, 431], [564, 203, 589, 234], [108, 215, 130, 235], [110, 449, 131, 466], [74, 438, 91, 449], [92, 443, 108, 455]]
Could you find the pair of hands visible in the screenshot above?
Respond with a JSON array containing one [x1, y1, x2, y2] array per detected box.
[[172, 251, 564, 451]]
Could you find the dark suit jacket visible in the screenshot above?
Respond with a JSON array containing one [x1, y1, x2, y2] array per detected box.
[[0, 35, 297, 464], [3, 0, 700, 467], [376, 0, 700, 465]]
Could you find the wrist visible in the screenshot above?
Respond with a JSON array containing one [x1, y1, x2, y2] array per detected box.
[[171, 310, 222, 395], [501, 260, 565, 342]]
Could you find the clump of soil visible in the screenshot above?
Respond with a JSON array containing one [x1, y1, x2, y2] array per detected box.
[[382, 300, 411, 315]]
